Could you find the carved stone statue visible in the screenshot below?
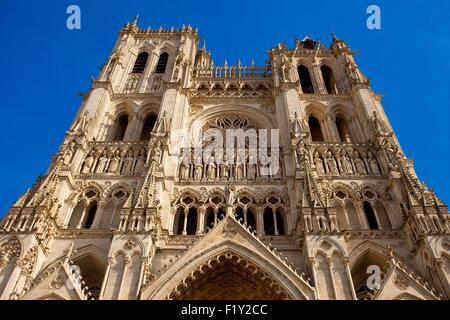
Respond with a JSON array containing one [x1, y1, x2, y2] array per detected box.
[[221, 159, 230, 180], [384, 141, 398, 166], [235, 162, 244, 180], [314, 152, 325, 175], [224, 185, 235, 205], [180, 157, 190, 181], [193, 156, 203, 181], [95, 150, 108, 174], [207, 156, 216, 180], [62, 141, 76, 165], [367, 151, 381, 176], [134, 148, 146, 173], [81, 151, 94, 174], [342, 152, 354, 175], [353, 151, 367, 175], [121, 150, 134, 175], [326, 151, 339, 175], [108, 150, 121, 173], [280, 55, 293, 82]]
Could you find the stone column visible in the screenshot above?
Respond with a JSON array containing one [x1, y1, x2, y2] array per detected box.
[[123, 112, 142, 141], [257, 207, 264, 235], [117, 255, 132, 300], [97, 113, 115, 141], [327, 257, 338, 300], [182, 211, 188, 235], [344, 258, 357, 300], [434, 258, 450, 298], [309, 257, 320, 299], [312, 64, 327, 94], [197, 207, 205, 235], [76, 205, 89, 229], [99, 257, 114, 300], [324, 115, 340, 142], [272, 209, 279, 236]]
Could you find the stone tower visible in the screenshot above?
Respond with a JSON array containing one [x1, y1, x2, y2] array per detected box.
[[0, 19, 449, 300]]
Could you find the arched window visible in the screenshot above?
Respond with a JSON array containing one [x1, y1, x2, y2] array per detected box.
[[113, 115, 129, 141], [155, 53, 169, 74], [140, 114, 157, 140], [374, 202, 392, 230], [72, 254, 107, 300], [84, 201, 97, 229], [351, 250, 387, 300], [68, 200, 85, 228], [186, 208, 198, 235], [297, 65, 314, 94], [217, 207, 226, 221], [97, 190, 128, 229], [263, 207, 275, 235], [235, 207, 245, 222], [309, 116, 324, 142], [247, 208, 257, 231], [335, 115, 351, 142], [174, 207, 185, 235], [321, 65, 338, 94], [205, 207, 215, 231], [276, 208, 286, 235], [346, 201, 361, 230], [132, 52, 149, 74], [363, 202, 379, 230]]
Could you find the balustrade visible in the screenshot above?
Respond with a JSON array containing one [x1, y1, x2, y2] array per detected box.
[[194, 64, 272, 80]]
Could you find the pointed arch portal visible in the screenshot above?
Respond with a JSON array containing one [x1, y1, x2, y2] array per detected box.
[[140, 217, 315, 300], [169, 251, 290, 300]]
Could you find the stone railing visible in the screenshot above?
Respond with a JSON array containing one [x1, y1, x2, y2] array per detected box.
[[78, 141, 148, 176], [299, 142, 384, 178], [194, 63, 272, 80]]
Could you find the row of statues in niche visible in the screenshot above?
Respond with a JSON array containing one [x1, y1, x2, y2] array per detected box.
[[80, 147, 148, 175], [311, 150, 382, 176], [178, 151, 284, 182]]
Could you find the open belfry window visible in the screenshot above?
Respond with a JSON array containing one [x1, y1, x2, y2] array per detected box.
[[309, 116, 324, 142], [155, 52, 169, 73], [297, 65, 314, 94], [132, 52, 149, 74]]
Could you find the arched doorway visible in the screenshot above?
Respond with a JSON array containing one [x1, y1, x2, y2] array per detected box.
[[168, 251, 292, 300]]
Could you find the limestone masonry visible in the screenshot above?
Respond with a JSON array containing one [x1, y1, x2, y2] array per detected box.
[[1, 18, 449, 300]]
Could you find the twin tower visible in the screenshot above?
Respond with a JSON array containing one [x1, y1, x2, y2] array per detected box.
[[0, 18, 449, 300]]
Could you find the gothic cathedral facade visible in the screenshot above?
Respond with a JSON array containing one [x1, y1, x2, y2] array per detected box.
[[1, 18, 449, 300]]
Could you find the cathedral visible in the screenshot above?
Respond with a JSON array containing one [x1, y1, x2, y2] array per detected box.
[[1, 17, 449, 300]]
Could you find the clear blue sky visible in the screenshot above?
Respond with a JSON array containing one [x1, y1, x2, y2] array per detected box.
[[0, 0, 449, 217]]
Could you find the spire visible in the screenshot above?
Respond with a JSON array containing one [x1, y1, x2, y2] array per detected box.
[[154, 111, 168, 134], [330, 32, 349, 50], [132, 15, 139, 26], [331, 32, 339, 42]]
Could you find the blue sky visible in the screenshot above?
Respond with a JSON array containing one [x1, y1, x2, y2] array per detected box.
[[0, 0, 449, 217]]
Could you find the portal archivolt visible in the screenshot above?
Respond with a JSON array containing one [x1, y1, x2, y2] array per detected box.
[[168, 251, 292, 300]]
